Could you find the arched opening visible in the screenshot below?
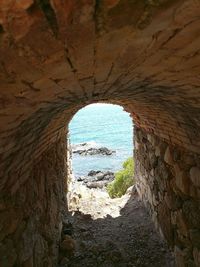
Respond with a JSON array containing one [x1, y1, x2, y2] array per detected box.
[[69, 103, 133, 179], [61, 103, 175, 266], [68, 103, 134, 211]]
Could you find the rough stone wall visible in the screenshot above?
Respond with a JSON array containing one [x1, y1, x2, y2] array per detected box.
[[0, 132, 68, 267], [135, 127, 200, 267]]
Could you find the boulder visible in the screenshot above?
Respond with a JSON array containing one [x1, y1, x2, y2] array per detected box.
[[77, 170, 115, 187], [60, 235, 76, 257], [164, 146, 174, 166], [72, 144, 115, 156]]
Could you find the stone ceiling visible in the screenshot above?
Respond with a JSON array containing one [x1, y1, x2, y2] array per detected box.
[[0, 0, 200, 188]]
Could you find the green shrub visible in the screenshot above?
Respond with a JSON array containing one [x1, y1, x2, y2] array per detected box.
[[106, 157, 134, 198]]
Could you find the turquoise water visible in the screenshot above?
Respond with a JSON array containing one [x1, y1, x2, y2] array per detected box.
[[69, 103, 133, 176]]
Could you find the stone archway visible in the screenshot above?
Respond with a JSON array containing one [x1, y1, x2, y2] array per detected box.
[[0, 0, 200, 266]]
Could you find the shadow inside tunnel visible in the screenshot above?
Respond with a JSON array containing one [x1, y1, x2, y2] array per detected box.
[[59, 188, 175, 267]]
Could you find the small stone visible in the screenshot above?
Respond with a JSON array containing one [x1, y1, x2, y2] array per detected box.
[[60, 235, 76, 256], [152, 194, 159, 206], [135, 140, 140, 150], [126, 185, 137, 196], [164, 146, 174, 166], [150, 168, 154, 176], [171, 212, 177, 225], [174, 164, 190, 195], [105, 0, 121, 9], [155, 146, 160, 157], [147, 134, 156, 146], [189, 167, 200, 187], [15, 0, 34, 10]]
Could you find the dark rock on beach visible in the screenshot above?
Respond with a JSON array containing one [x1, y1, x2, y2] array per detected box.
[[77, 170, 115, 189], [72, 143, 115, 156], [88, 170, 114, 180]]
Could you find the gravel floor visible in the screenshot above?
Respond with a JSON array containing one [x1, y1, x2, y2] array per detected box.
[[61, 184, 175, 267]]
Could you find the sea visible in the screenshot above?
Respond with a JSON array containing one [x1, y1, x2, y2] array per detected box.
[[69, 103, 133, 177]]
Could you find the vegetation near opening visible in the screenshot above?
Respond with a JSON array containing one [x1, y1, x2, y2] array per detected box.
[[107, 157, 135, 198]]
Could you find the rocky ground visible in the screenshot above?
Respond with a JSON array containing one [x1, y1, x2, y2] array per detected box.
[[59, 183, 175, 267]]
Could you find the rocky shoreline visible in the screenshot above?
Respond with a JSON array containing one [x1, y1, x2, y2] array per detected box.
[[72, 143, 115, 156], [77, 170, 115, 189], [71, 143, 116, 189]]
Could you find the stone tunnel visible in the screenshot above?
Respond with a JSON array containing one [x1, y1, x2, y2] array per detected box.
[[0, 0, 200, 266]]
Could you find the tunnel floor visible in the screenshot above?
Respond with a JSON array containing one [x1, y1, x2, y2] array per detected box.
[[60, 185, 175, 267]]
